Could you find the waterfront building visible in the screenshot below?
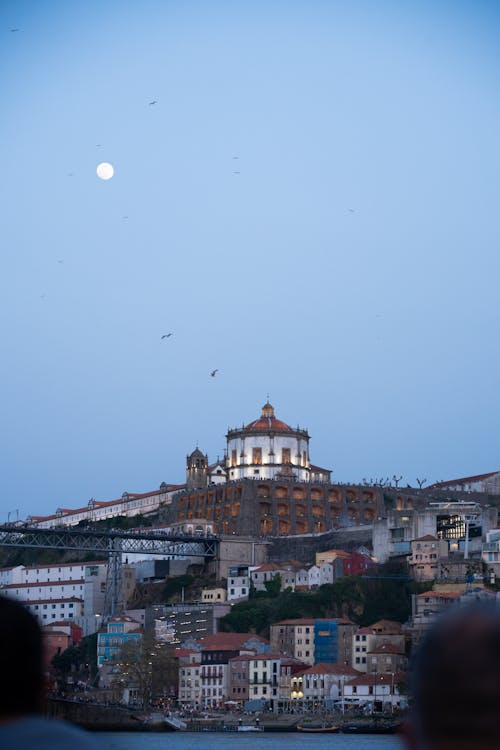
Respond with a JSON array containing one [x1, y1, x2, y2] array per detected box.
[[177, 648, 202, 706], [180, 632, 270, 708], [299, 663, 361, 705], [352, 620, 406, 672], [342, 672, 407, 712], [366, 643, 407, 674], [228, 653, 282, 705]]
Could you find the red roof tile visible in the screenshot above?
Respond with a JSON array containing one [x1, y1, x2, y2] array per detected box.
[[4, 579, 84, 589], [429, 471, 499, 488], [367, 644, 405, 655]]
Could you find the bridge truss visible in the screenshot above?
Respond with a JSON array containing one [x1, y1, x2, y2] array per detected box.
[[0, 525, 218, 619]]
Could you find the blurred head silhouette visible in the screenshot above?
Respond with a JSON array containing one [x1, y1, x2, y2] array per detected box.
[[0, 595, 44, 719], [404, 603, 500, 750]]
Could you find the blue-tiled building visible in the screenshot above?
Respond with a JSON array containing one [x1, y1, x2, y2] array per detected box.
[[97, 616, 142, 667]]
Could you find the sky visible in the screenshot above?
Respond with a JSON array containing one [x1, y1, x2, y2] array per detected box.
[[1, 0, 500, 521]]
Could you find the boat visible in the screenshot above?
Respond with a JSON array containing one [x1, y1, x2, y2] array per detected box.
[[223, 724, 264, 732], [237, 725, 264, 732], [296, 725, 339, 733]]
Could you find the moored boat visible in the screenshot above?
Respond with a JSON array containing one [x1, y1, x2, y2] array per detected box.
[[296, 724, 339, 733]]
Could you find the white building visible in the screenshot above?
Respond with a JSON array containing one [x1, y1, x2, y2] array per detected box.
[[373, 503, 497, 563], [177, 649, 202, 706], [25, 596, 84, 622], [225, 402, 330, 483], [227, 565, 251, 601], [0, 561, 109, 633], [26, 485, 184, 528], [343, 672, 407, 711], [295, 563, 334, 589], [300, 663, 361, 704], [429, 471, 500, 494]]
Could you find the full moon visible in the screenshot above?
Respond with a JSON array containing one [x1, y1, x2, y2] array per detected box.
[[96, 162, 114, 180]]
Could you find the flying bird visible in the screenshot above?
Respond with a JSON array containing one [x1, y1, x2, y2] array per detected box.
[[348, 208, 355, 213], [161, 333, 173, 339], [57, 260, 64, 264], [10, 28, 19, 32], [233, 171, 240, 175], [210, 369, 219, 377], [149, 100, 157, 106]]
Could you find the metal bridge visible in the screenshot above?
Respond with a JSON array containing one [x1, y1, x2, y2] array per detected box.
[[0, 525, 218, 557], [0, 525, 219, 619]]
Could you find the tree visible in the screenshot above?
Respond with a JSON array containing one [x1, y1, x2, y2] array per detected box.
[[264, 574, 282, 597], [113, 633, 178, 708], [52, 633, 98, 688]]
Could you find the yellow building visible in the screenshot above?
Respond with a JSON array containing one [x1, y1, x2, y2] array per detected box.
[[201, 587, 227, 603]]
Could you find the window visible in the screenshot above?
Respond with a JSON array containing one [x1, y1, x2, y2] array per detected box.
[[282, 448, 291, 464], [252, 448, 262, 465]]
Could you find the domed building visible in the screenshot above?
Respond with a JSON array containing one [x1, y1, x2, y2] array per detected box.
[[169, 402, 382, 537], [226, 402, 313, 482]]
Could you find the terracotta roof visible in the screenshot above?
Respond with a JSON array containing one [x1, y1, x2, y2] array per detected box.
[[309, 464, 331, 473], [429, 471, 500, 488], [244, 417, 293, 433], [174, 648, 198, 658], [367, 644, 405, 655], [301, 663, 361, 676], [317, 549, 351, 559], [239, 402, 296, 434], [252, 563, 284, 573], [370, 620, 403, 631], [4, 579, 84, 589], [199, 633, 269, 650]]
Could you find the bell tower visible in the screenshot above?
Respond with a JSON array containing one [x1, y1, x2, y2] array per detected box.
[[186, 447, 208, 490]]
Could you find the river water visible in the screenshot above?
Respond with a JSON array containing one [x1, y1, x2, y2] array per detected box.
[[96, 732, 403, 750]]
